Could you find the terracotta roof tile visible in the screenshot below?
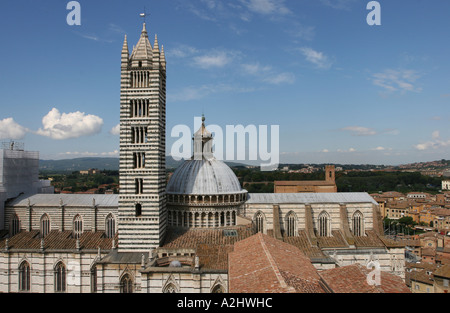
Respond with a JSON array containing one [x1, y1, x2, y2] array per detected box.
[[317, 230, 348, 248], [354, 230, 386, 248], [0, 230, 116, 251], [283, 231, 325, 259], [320, 264, 410, 293], [229, 233, 325, 293], [434, 264, 450, 279], [161, 226, 255, 270]]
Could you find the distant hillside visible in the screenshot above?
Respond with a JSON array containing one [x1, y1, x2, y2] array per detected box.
[[39, 157, 250, 173], [39, 158, 120, 172]]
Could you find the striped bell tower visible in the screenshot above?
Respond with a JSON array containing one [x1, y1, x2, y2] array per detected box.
[[118, 23, 167, 252]]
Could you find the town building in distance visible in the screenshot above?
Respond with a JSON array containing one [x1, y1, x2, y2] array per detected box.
[[274, 165, 337, 193]]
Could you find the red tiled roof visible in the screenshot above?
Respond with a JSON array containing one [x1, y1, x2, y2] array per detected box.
[[317, 230, 348, 248], [434, 264, 450, 279], [0, 230, 116, 251], [228, 233, 325, 293], [161, 226, 255, 270], [320, 264, 410, 293]]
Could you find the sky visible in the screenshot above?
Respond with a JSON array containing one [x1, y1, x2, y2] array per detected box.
[[0, 0, 449, 166]]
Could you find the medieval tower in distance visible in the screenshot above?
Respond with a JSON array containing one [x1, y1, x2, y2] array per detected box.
[[118, 23, 167, 252]]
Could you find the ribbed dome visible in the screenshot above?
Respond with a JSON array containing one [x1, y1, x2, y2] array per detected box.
[[166, 158, 245, 195]]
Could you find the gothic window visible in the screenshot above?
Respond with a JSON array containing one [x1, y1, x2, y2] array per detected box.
[[254, 212, 264, 233], [352, 211, 364, 237], [163, 283, 177, 293], [135, 178, 144, 194], [40, 214, 50, 238], [285, 212, 297, 237], [135, 203, 142, 217], [73, 215, 83, 239], [54, 262, 66, 293], [120, 274, 133, 293], [212, 285, 225, 293], [131, 127, 148, 144], [91, 265, 97, 293], [133, 152, 145, 169], [19, 261, 30, 292], [318, 211, 330, 237], [105, 214, 116, 239], [10, 214, 20, 237]]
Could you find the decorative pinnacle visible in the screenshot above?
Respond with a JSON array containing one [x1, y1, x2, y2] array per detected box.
[[153, 34, 159, 51]]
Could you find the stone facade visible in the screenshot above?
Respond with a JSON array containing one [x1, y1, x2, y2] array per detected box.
[[118, 24, 167, 252]]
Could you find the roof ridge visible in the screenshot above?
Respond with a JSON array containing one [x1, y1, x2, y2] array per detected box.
[[257, 233, 296, 292]]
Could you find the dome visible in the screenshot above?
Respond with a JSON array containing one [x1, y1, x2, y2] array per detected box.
[[167, 116, 246, 196], [167, 158, 245, 195]]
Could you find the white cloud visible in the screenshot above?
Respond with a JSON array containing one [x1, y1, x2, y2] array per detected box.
[[242, 63, 272, 75], [320, 0, 358, 10], [110, 124, 120, 136], [166, 45, 199, 59], [0, 118, 28, 140], [432, 130, 440, 140], [239, 0, 291, 15], [108, 23, 126, 35], [321, 149, 329, 153], [298, 47, 332, 69], [372, 69, 422, 93], [372, 147, 386, 151], [415, 131, 450, 151], [168, 84, 255, 102], [341, 126, 377, 136], [242, 62, 295, 85], [193, 50, 237, 69], [337, 148, 356, 153], [37, 108, 103, 140], [287, 23, 315, 41], [263, 72, 295, 85]]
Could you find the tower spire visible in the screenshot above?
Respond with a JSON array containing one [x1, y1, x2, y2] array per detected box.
[[153, 34, 160, 52], [122, 35, 129, 54]]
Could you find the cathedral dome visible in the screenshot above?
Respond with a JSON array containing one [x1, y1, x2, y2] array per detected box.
[[166, 158, 245, 195], [166, 116, 246, 196]]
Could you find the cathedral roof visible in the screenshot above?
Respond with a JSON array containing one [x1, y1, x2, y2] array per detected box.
[[246, 192, 379, 205], [8, 193, 118, 207]]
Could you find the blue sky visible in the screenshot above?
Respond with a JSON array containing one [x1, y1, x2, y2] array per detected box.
[[0, 0, 449, 165]]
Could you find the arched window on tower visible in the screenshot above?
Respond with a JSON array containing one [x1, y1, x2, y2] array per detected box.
[[73, 215, 83, 239], [10, 214, 20, 237], [254, 212, 265, 234], [285, 212, 297, 237], [19, 261, 30, 292], [120, 274, 133, 293], [352, 211, 364, 237], [54, 262, 66, 293], [40, 214, 50, 238], [135, 203, 142, 217], [212, 284, 225, 293], [105, 214, 116, 238], [318, 211, 330, 237]]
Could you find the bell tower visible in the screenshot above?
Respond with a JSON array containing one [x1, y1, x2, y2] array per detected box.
[[118, 23, 167, 252]]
